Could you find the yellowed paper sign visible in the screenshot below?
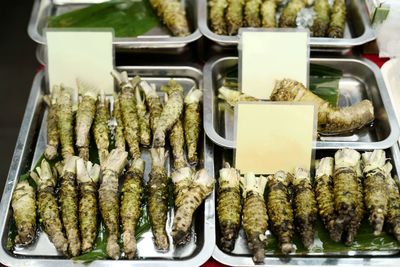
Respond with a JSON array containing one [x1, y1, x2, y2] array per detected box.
[[240, 30, 309, 99], [235, 102, 315, 174], [46, 30, 114, 95]]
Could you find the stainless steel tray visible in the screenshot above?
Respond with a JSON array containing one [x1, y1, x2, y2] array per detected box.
[[198, 0, 376, 51], [0, 66, 216, 266], [28, 0, 201, 50], [203, 56, 400, 150], [209, 145, 400, 266]]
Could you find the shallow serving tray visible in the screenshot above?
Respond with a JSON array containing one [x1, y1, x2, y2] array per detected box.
[[203, 56, 400, 150], [0, 65, 215, 267], [28, 0, 201, 50], [198, 0, 376, 51], [209, 144, 400, 266]]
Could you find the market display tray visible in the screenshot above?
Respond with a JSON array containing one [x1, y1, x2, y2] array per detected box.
[[198, 0, 376, 51], [28, 0, 201, 50], [209, 144, 400, 266], [0, 66, 215, 267], [203, 56, 399, 150]]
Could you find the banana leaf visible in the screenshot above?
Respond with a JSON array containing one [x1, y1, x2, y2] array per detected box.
[[48, 0, 160, 38]]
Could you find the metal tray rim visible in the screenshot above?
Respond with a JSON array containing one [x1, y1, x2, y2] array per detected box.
[[210, 144, 400, 266], [197, 0, 376, 49], [203, 56, 400, 150], [0, 67, 215, 267], [27, 0, 202, 49]]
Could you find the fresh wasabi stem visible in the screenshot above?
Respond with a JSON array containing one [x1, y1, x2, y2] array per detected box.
[[244, 0, 262, 27], [59, 156, 81, 257], [209, 0, 228, 35], [148, 148, 169, 251], [279, 0, 306, 28], [271, 79, 375, 134], [172, 167, 194, 209], [57, 85, 75, 160], [139, 80, 163, 134], [121, 158, 145, 259], [216, 163, 241, 252], [98, 149, 129, 260], [31, 159, 68, 255], [328, 0, 346, 38], [184, 88, 203, 165], [311, 0, 330, 37], [260, 0, 277, 28], [43, 89, 59, 160], [149, 0, 190, 37], [75, 80, 97, 161], [315, 157, 341, 242], [241, 173, 268, 263], [76, 158, 100, 253], [135, 87, 151, 146], [153, 80, 184, 148], [384, 163, 400, 241], [293, 168, 317, 249], [226, 0, 244, 35], [112, 94, 126, 151], [362, 150, 388, 236], [172, 169, 214, 246], [11, 180, 36, 246], [333, 149, 361, 239], [93, 92, 110, 167], [218, 86, 259, 107], [267, 171, 295, 254]]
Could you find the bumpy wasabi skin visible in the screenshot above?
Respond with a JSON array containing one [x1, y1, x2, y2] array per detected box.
[[292, 168, 317, 249], [112, 94, 126, 151], [57, 86, 75, 160], [98, 149, 128, 259], [111, 71, 140, 160], [311, 0, 330, 37], [154, 80, 184, 147], [121, 158, 144, 259], [271, 79, 375, 134], [184, 88, 203, 165], [267, 171, 295, 255], [31, 159, 68, 255], [93, 92, 110, 167], [362, 150, 388, 236], [241, 173, 268, 263], [260, 0, 277, 28], [279, 0, 306, 28], [333, 149, 360, 238], [75, 80, 97, 160], [139, 80, 163, 134], [328, 0, 346, 38], [135, 87, 151, 147], [209, 0, 228, 35], [172, 167, 194, 209], [43, 90, 59, 160], [216, 163, 242, 252], [226, 0, 244, 35], [169, 117, 186, 170], [172, 169, 214, 246], [12, 180, 36, 246], [59, 156, 81, 257], [149, 0, 190, 37], [244, 0, 262, 27], [315, 157, 341, 242], [148, 148, 169, 251], [218, 87, 259, 107], [384, 163, 400, 241], [76, 159, 100, 253]]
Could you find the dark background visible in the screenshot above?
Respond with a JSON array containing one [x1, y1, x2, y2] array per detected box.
[[0, 0, 37, 195]]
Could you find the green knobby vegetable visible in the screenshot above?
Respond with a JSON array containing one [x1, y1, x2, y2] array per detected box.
[[184, 88, 203, 165], [311, 0, 330, 37], [43, 91, 59, 160], [384, 163, 400, 241], [139, 80, 163, 134], [93, 92, 110, 167], [328, 0, 346, 38], [209, 0, 228, 35], [226, 0, 244, 35], [172, 167, 194, 209], [56, 85, 75, 160], [112, 94, 126, 151], [279, 0, 306, 28], [135, 87, 151, 147], [260, 0, 277, 28], [244, 0, 262, 27]]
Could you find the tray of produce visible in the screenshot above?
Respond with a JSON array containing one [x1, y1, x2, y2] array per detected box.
[[0, 65, 216, 266], [28, 0, 201, 49], [203, 56, 399, 150], [198, 0, 376, 50], [210, 145, 400, 265]]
